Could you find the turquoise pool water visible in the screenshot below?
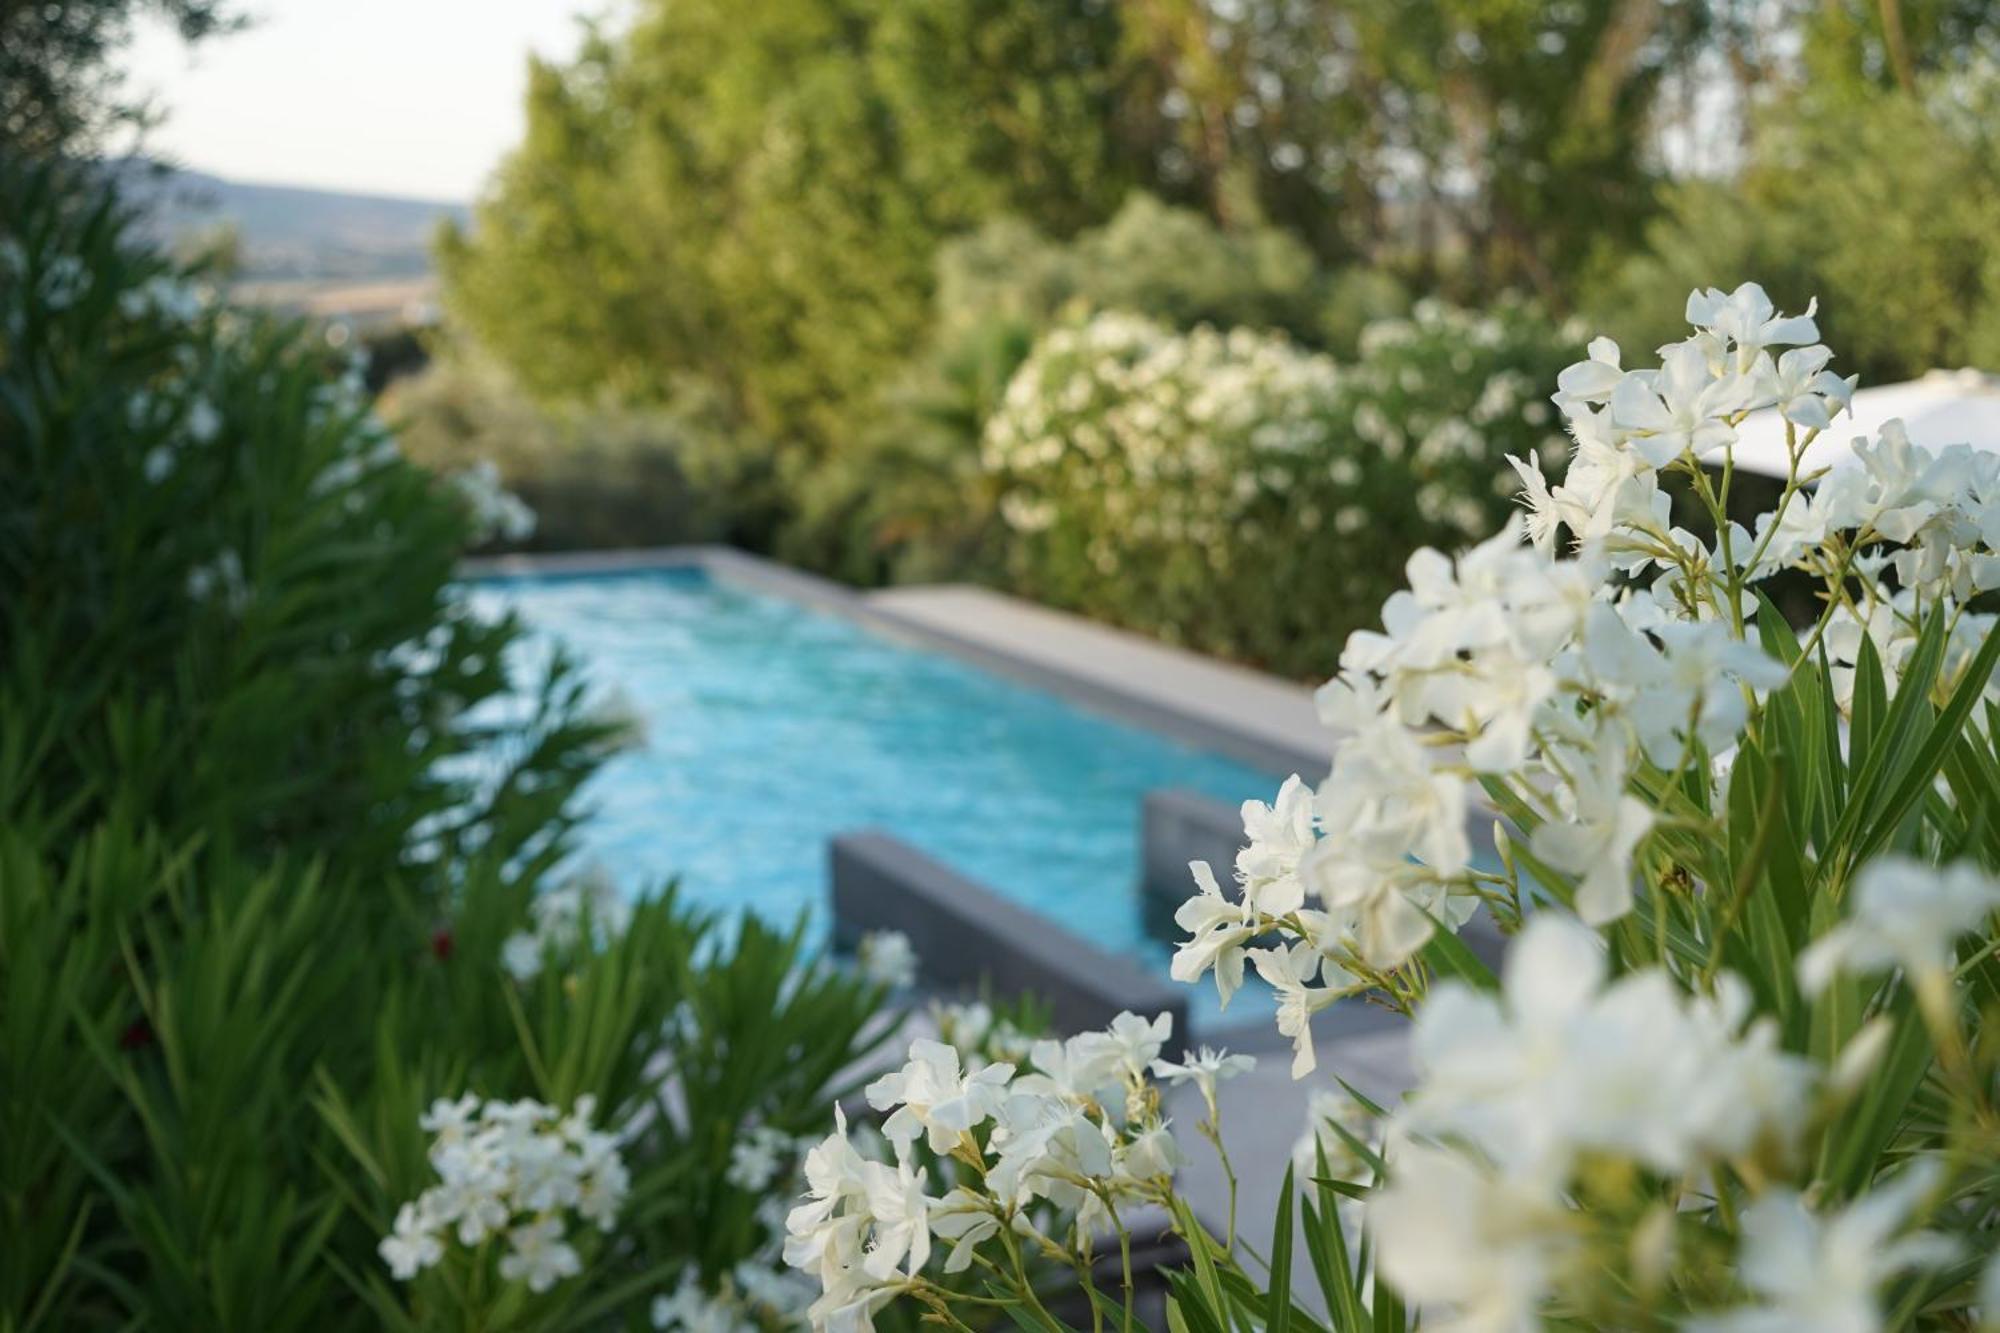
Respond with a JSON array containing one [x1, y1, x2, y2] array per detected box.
[[467, 567, 1283, 1004]]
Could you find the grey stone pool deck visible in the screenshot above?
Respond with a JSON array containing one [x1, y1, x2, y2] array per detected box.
[[862, 583, 1327, 779]]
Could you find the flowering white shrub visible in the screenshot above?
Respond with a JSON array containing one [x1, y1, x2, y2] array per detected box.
[[980, 304, 1573, 674], [791, 282, 2000, 1331], [1339, 298, 1578, 533], [982, 312, 1342, 552], [379, 1094, 629, 1293]]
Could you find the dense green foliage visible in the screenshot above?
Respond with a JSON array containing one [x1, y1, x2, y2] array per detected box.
[[436, 0, 1157, 458], [0, 0, 237, 155], [385, 356, 789, 555], [1588, 66, 2000, 385], [0, 168, 890, 1330]]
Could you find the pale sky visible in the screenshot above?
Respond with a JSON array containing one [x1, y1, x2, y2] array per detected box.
[[119, 0, 615, 201]]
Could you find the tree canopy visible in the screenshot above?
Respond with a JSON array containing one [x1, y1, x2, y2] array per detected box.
[[1, 0, 238, 157]]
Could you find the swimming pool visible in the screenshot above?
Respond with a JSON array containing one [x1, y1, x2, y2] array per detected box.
[[466, 564, 1281, 1004]]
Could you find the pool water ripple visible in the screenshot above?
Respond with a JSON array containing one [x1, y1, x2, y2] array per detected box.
[[468, 568, 1281, 1012]]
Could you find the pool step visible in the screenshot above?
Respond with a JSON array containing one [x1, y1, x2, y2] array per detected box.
[[830, 829, 1188, 1038]]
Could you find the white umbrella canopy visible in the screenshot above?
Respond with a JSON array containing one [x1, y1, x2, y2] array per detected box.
[[1728, 368, 2000, 480]]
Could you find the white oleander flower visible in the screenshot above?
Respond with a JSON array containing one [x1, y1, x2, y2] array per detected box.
[[1368, 1142, 1567, 1333], [787, 1125, 938, 1330], [859, 1151, 933, 1282], [501, 931, 544, 981], [857, 929, 918, 990], [1071, 1010, 1173, 1082], [932, 1000, 1002, 1061], [1315, 719, 1472, 875], [1583, 608, 1788, 766], [865, 1039, 1015, 1153], [1298, 838, 1452, 971], [185, 548, 248, 613], [928, 1187, 1003, 1274], [499, 1215, 582, 1293], [504, 865, 632, 982], [1552, 335, 1624, 408], [1235, 775, 1317, 916], [1684, 1163, 1957, 1333], [1248, 941, 1350, 1078], [378, 1202, 444, 1280], [1684, 282, 1820, 373], [1017, 1030, 1123, 1104], [985, 1092, 1116, 1217], [420, 1092, 482, 1144], [1798, 856, 2000, 994], [1169, 860, 1255, 1006], [1528, 732, 1655, 924], [727, 1124, 795, 1192], [1747, 489, 1833, 578], [1507, 450, 1563, 553], [1608, 340, 1749, 468], [784, 1106, 870, 1287], [186, 397, 221, 444], [1404, 916, 1810, 1181], [1763, 343, 1855, 431], [1118, 1121, 1184, 1181], [450, 459, 536, 543], [1550, 411, 1668, 549], [1151, 1046, 1254, 1118]]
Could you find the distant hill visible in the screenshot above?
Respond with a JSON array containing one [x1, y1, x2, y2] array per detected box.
[[111, 161, 472, 284]]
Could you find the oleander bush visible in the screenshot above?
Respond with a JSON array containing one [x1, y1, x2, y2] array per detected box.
[[0, 163, 891, 1331], [980, 301, 1575, 676], [784, 282, 2000, 1331]]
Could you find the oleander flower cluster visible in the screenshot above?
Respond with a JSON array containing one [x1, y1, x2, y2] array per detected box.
[[930, 998, 1036, 1068], [784, 1012, 1251, 1331], [501, 862, 633, 982], [449, 457, 538, 544], [378, 1094, 629, 1293], [982, 311, 1342, 556], [1369, 914, 1827, 1327], [855, 929, 918, 991], [1338, 298, 1578, 537]]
